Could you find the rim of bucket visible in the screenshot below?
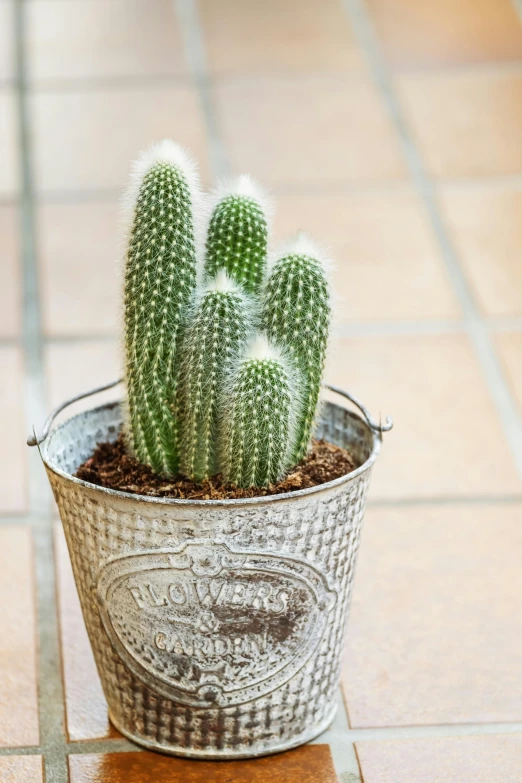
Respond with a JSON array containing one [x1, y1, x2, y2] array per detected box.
[[40, 398, 382, 508]]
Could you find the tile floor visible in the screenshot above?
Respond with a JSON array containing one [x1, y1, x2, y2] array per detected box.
[[1, 0, 522, 781]]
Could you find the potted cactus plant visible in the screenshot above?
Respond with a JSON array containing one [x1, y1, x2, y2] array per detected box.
[[29, 140, 391, 759]]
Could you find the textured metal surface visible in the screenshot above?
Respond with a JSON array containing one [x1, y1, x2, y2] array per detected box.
[[41, 399, 379, 759]]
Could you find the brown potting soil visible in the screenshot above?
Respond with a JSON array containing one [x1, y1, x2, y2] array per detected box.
[[76, 432, 357, 500]]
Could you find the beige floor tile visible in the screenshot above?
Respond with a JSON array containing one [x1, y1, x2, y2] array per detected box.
[[31, 87, 209, 193], [344, 504, 522, 726], [357, 735, 522, 781], [0, 1, 14, 83], [45, 340, 120, 414], [55, 526, 116, 740], [326, 334, 521, 499], [38, 202, 120, 336], [214, 77, 406, 186], [0, 204, 21, 337], [495, 332, 522, 414], [274, 188, 460, 321], [397, 70, 522, 178], [368, 0, 522, 68], [0, 347, 27, 512], [27, 0, 187, 83], [201, 0, 363, 75], [0, 90, 19, 197], [440, 186, 522, 316], [0, 756, 42, 783], [0, 527, 39, 746]]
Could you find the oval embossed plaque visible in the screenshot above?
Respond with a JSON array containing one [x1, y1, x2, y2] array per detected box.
[[96, 540, 337, 707]]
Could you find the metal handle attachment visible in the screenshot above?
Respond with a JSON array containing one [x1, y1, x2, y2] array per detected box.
[[27, 378, 392, 447], [325, 384, 393, 435]]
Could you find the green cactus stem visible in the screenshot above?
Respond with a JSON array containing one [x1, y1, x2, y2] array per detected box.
[[221, 336, 300, 488], [262, 235, 331, 463], [178, 271, 255, 481], [204, 175, 270, 295], [123, 140, 200, 476]]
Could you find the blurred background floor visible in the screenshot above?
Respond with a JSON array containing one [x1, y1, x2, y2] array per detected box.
[[1, 0, 522, 781]]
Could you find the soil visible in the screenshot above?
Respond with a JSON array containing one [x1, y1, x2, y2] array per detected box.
[[76, 432, 357, 500]]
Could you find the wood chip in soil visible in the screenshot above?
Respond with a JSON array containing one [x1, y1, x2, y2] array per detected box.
[[75, 432, 357, 500]]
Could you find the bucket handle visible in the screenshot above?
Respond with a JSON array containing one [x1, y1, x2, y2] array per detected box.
[[27, 378, 393, 447], [324, 384, 393, 435], [27, 378, 124, 447]]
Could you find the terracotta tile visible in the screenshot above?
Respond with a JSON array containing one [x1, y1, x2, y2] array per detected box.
[[0, 347, 27, 512], [0, 89, 18, 197], [325, 334, 521, 499], [214, 77, 406, 186], [55, 525, 116, 740], [30, 87, 209, 193], [0, 527, 39, 746], [27, 0, 187, 83], [44, 340, 120, 414], [201, 0, 363, 75], [343, 504, 522, 726], [69, 745, 337, 783], [357, 735, 522, 782], [495, 332, 522, 414], [397, 71, 522, 178], [0, 1, 14, 83], [274, 188, 459, 321], [439, 186, 522, 316], [37, 202, 120, 336], [0, 756, 43, 783], [368, 0, 522, 68], [0, 204, 21, 337]]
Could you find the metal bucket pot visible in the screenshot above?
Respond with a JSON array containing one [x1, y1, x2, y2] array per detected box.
[[30, 382, 391, 759]]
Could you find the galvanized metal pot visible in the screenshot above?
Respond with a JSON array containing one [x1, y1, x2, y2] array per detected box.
[[30, 382, 391, 759]]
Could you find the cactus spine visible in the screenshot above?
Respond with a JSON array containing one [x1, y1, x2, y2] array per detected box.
[[221, 336, 299, 488], [178, 271, 254, 481], [262, 236, 331, 463], [123, 141, 199, 475], [204, 176, 269, 294]]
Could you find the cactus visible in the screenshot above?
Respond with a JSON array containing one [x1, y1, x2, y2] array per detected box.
[[221, 336, 300, 488], [178, 271, 255, 481], [123, 140, 200, 476], [120, 139, 334, 489], [262, 235, 331, 463], [204, 175, 269, 295]]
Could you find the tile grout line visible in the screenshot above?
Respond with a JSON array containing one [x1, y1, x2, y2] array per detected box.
[[24, 174, 522, 206], [25, 73, 194, 92], [24, 314, 522, 345], [174, 0, 230, 180], [13, 1, 69, 781], [342, 0, 522, 482], [3, 715, 522, 759], [366, 493, 522, 508], [0, 337, 22, 347], [310, 690, 363, 781], [511, 0, 522, 27], [0, 747, 43, 758], [63, 739, 140, 756], [343, 720, 522, 742], [19, 58, 522, 92]]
